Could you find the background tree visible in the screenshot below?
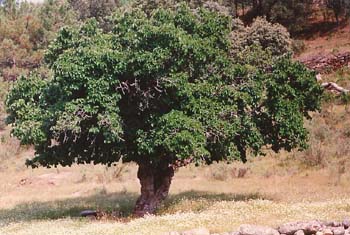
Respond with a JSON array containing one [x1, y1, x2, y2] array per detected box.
[[67, 0, 119, 30], [242, 0, 314, 35], [323, 0, 350, 25], [6, 4, 323, 216], [0, 0, 77, 81]]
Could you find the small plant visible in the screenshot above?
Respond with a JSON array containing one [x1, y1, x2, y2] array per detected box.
[[292, 40, 307, 55]]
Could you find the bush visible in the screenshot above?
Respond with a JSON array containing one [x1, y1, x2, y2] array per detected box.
[[0, 80, 8, 131], [292, 40, 307, 56], [231, 17, 292, 57], [206, 162, 249, 181]]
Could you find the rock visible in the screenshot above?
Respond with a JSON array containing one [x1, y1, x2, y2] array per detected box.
[[316, 232, 324, 235], [323, 229, 333, 235], [80, 210, 97, 217], [323, 222, 341, 227], [279, 221, 322, 235], [294, 230, 305, 235], [332, 227, 345, 235], [239, 224, 279, 235], [343, 219, 350, 229], [304, 221, 323, 234], [181, 228, 210, 235], [344, 229, 350, 235]]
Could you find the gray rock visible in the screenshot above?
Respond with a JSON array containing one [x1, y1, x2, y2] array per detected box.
[[332, 227, 345, 235], [239, 224, 279, 235], [323, 228, 333, 235], [279, 221, 322, 235], [80, 210, 97, 217], [333, 222, 343, 227], [181, 228, 210, 235], [343, 219, 350, 229], [294, 230, 305, 235]]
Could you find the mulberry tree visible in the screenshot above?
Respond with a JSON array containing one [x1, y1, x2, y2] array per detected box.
[[6, 4, 323, 216]]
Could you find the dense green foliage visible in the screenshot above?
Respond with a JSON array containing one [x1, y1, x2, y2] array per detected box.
[[6, 4, 323, 169]]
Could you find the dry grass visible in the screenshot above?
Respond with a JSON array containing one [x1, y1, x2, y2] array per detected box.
[[297, 23, 350, 60], [0, 144, 350, 235]]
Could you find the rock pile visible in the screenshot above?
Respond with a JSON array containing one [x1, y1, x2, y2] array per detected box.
[[299, 52, 350, 73], [166, 219, 350, 235]]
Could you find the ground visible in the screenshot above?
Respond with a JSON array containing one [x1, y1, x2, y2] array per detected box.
[[1, 107, 350, 235]]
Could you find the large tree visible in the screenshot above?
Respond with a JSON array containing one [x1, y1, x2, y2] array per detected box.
[[6, 3, 323, 216]]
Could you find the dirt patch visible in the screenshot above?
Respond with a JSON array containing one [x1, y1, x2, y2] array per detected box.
[[18, 172, 73, 187]]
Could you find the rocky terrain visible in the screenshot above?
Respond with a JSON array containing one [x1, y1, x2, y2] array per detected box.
[[299, 52, 350, 73], [167, 219, 350, 235]]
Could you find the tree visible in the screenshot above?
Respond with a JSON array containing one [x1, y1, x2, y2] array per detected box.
[[241, 0, 314, 35], [67, 0, 119, 30], [324, 0, 350, 24], [6, 3, 323, 216]]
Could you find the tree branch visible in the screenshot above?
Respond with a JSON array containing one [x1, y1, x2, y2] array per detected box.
[[316, 74, 349, 94]]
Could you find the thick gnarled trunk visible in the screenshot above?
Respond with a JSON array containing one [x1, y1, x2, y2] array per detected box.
[[133, 163, 174, 217]]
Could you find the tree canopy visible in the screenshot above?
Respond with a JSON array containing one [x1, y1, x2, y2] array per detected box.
[[6, 3, 323, 215]]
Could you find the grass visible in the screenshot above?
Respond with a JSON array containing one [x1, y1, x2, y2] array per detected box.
[[1, 198, 350, 235], [0, 153, 350, 235]]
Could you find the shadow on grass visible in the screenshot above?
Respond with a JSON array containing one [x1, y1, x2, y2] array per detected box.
[[158, 191, 266, 214], [0, 191, 138, 225], [0, 190, 266, 225]]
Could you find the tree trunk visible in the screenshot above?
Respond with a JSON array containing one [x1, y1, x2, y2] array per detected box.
[[133, 163, 174, 217], [234, 0, 238, 17]]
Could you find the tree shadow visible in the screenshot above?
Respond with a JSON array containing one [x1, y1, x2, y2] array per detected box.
[[0, 190, 266, 225], [298, 19, 349, 39], [0, 191, 138, 226], [158, 190, 266, 214]]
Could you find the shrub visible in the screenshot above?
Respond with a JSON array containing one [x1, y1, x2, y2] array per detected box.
[[231, 17, 292, 57], [292, 40, 307, 56]]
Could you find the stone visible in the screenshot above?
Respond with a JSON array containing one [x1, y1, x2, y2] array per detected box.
[[80, 210, 97, 217], [304, 221, 323, 234], [294, 230, 305, 235], [279, 221, 322, 235], [343, 219, 350, 229], [239, 224, 279, 235], [323, 229, 333, 235], [181, 228, 210, 235], [316, 232, 324, 235], [332, 227, 345, 235]]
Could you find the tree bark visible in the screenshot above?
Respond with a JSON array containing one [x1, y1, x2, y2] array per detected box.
[[133, 162, 174, 217]]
